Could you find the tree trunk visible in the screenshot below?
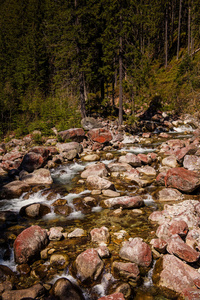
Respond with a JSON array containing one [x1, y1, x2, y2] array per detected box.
[[79, 71, 87, 119], [119, 33, 123, 125], [177, 0, 182, 60], [188, 2, 191, 55], [165, 6, 168, 68]]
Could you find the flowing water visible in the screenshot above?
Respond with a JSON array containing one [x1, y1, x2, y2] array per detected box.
[[0, 126, 194, 299]]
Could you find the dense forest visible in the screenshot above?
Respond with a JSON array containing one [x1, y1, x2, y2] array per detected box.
[[0, 0, 200, 137]]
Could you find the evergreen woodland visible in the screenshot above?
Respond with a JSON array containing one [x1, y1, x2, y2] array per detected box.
[[0, 0, 200, 137]]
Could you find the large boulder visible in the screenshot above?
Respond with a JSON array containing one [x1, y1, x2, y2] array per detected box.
[[90, 226, 110, 244], [75, 248, 104, 283], [183, 155, 200, 171], [20, 203, 51, 218], [86, 175, 115, 190], [166, 234, 200, 263], [58, 128, 85, 142], [164, 167, 200, 193], [119, 237, 152, 267], [174, 145, 197, 163], [19, 168, 53, 185], [119, 153, 142, 167], [162, 156, 178, 168], [52, 278, 85, 300], [157, 188, 182, 202], [19, 152, 46, 172], [56, 142, 82, 155], [103, 196, 144, 209], [153, 254, 200, 295], [2, 283, 45, 300], [81, 163, 108, 179], [0, 180, 30, 199], [112, 261, 140, 283], [14, 225, 49, 264], [19, 146, 50, 172], [107, 162, 133, 173], [86, 128, 112, 144]]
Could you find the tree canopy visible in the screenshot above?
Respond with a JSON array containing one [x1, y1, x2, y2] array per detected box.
[[0, 0, 199, 136]]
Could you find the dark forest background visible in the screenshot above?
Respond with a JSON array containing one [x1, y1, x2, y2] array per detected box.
[[0, 0, 200, 137]]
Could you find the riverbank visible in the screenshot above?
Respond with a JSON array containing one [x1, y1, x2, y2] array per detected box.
[[0, 114, 200, 299]]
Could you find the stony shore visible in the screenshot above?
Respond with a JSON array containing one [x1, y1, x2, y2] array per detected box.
[[1, 114, 200, 299]]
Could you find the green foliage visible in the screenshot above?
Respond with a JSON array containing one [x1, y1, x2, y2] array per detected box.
[[0, 0, 200, 137], [32, 133, 43, 145]]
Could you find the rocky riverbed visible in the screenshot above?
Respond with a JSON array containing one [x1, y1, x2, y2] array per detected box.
[[1, 114, 200, 299]]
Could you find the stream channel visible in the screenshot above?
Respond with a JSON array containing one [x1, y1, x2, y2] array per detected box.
[[0, 125, 195, 299]]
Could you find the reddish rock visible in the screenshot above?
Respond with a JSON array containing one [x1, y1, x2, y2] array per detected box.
[[90, 226, 110, 244], [92, 142, 103, 151], [168, 220, 188, 237], [19, 168, 53, 185], [162, 155, 178, 168], [159, 132, 170, 138], [148, 152, 157, 161], [86, 175, 115, 190], [181, 287, 200, 300], [154, 254, 200, 294], [186, 228, 200, 250], [19, 152, 45, 172], [2, 151, 24, 162], [58, 128, 85, 142], [157, 188, 182, 201], [86, 128, 112, 144], [46, 146, 58, 155], [119, 153, 142, 167], [183, 155, 200, 171], [81, 162, 108, 179], [136, 166, 156, 178], [14, 225, 48, 264], [103, 196, 144, 209], [167, 234, 200, 263], [149, 211, 168, 225], [156, 223, 171, 241], [164, 167, 200, 193], [56, 142, 82, 154], [150, 238, 167, 253], [142, 132, 151, 138], [167, 139, 185, 149], [30, 146, 50, 158], [137, 153, 151, 164], [98, 293, 125, 300], [156, 172, 166, 186], [119, 237, 152, 267], [112, 261, 140, 282], [175, 145, 197, 163], [107, 162, 132, 173], [1, 160, 21, 171], [75, 248, 104, 283]]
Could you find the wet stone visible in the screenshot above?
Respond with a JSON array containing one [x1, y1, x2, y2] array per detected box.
[[50, 253, 69, 270], [90, 226, 110, 245], [68, 228, 86, 238], [48, 227, 63, 241], [112, 261, 140, 283], [157, 188, 183, 202], [75, 248, 104, 283], [119, 237, 152, 267]]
